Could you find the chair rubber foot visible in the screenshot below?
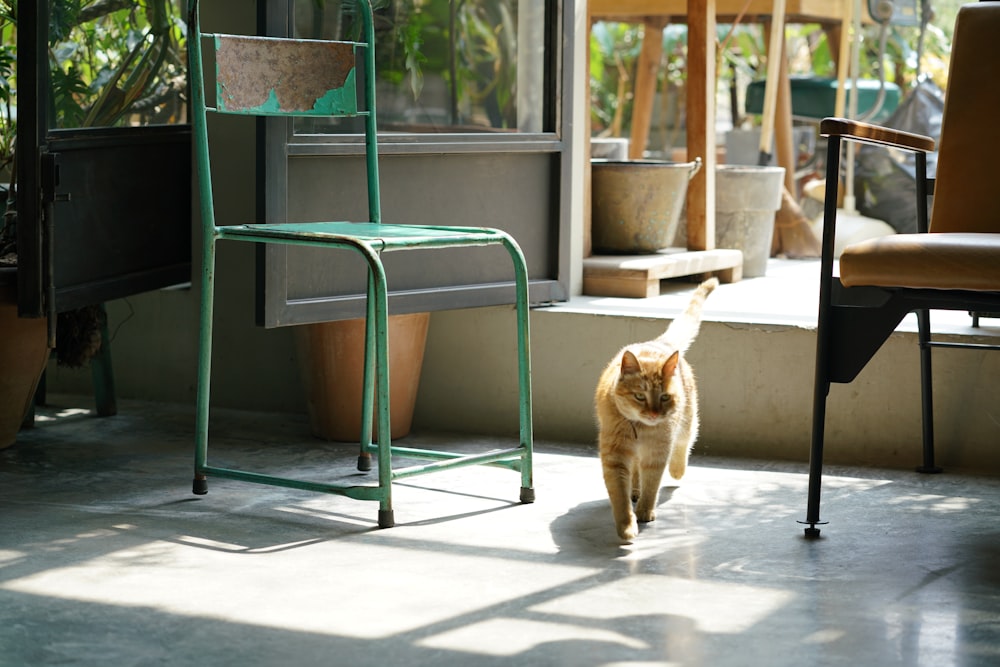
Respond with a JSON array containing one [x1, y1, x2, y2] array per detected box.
[[378, 509, 395, 529], [520, 487, 535, 504], [916, 465, 943, 474], [804, 526, 822, 539], [357, 455, 372, 472], [192, 477, 208, 495]]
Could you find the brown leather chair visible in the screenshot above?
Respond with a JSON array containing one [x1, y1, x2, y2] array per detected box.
[[803, 1, 1000, 537]]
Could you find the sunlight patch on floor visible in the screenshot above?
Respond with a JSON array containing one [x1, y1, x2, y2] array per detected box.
[[1, 537, 600, 641], [530, 574, 795, 635], [417, 618, 650, 656]]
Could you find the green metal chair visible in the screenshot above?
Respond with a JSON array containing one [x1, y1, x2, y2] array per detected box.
[[187, 0, 533, 528]]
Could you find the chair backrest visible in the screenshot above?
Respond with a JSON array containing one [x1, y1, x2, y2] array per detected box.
[[187, 0, 381, 229], [930, 2, 1000, 233]]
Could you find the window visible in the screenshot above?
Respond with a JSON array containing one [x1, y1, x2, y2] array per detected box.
[[257, 0, 572, 325], [291, 0, 551, 138]]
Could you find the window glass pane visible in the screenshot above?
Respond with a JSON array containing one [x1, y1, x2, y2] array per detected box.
[[45, 0, 188, 130], [292, 0, 548, 135]]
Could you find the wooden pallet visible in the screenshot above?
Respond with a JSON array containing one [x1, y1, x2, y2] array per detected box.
[[583, 248, 743, 298]]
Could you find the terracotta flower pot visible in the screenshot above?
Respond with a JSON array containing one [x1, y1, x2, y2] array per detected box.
[[0, 274, 49, 449], [295, 312, 430, 442]]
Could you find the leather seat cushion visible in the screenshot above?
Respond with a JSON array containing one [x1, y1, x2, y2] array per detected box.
[[839, 233, 1000, 291]]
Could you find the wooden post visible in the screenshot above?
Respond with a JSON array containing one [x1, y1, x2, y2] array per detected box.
[[771, 22, 797, 196], [584, 16, 594, 258], [628, 17, 670, 160], [686, 0, 716, 250]]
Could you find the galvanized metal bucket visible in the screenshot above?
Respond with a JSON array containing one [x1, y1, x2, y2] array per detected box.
[[591, 157, 702, 254]]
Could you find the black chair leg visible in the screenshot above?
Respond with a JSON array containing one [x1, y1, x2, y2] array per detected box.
[[90, 304, 117, 418], [916, 309, 942, 474], [803, 378, 829, 538]]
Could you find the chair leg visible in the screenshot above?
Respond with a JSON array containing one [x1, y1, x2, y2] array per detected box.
[[363, 254, 394, 529], [23, 371, 45, 429], [803, 374, 829, 538], [916, 309, 942, 474], [90, 303, 117, 418], [192, 240, 217, 496], [517, 286, 534, 504], [356, 273, 377, 473], [504, 237, 535, 504]]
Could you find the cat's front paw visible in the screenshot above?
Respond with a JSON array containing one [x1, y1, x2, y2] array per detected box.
[[617, 516, 638, 543], [668, 461, 687, 480], [635, 507, 656, 523]]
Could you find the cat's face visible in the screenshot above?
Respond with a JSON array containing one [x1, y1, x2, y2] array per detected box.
[[613, 349, 680, 426]]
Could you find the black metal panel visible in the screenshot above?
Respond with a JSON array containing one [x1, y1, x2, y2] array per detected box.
[[45, 126, 192, 312], [14, 0, 48, 317]]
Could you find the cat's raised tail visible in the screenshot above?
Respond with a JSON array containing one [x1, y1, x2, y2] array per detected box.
[[658, 277, 719, 353]]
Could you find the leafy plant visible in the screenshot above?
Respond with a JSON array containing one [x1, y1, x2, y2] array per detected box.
[[47, 0, 186, 129], [0, 1, 15, 182]]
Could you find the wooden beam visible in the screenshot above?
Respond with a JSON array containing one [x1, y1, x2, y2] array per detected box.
[[589, 0, 868, 23], [628, 17, 670, 160], [686, 0, 716, 251], [765, 19, 797, 195]]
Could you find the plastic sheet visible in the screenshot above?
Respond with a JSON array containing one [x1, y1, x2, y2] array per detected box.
[[854, 80, 944, 234]]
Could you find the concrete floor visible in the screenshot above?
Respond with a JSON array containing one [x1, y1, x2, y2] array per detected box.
[[3, 396, 1000, 666]]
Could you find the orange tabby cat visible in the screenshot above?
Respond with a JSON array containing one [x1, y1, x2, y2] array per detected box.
[[595, 278, 718, 542]]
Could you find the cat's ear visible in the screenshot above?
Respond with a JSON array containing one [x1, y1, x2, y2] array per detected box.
[[662, 351, 680, 379], [620, 350, 641, 375]]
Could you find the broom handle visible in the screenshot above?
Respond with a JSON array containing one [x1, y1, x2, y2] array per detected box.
[[758, 0, 787, 165]]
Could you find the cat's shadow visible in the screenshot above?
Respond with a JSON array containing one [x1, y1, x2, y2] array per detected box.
[[550, 486, 679, 558]]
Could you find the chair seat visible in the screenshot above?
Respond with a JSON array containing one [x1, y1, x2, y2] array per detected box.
[[217, 221, 508, 251], [840, 233, 1000, 291]]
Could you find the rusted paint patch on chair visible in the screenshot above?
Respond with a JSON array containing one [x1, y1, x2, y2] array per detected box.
[[214, 35, 357, 115]]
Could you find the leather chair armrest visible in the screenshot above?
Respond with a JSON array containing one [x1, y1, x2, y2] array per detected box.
[[820, 117, 936, 153]]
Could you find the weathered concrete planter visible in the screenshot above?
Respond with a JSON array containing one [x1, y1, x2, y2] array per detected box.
[[715, 165, 785, 277]]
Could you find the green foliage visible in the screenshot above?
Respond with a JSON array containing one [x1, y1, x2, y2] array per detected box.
[[46, 0, 186, 129], [0, 14, 14, 178], [451, 0, 517, 127], [588, 22, 642, 136]]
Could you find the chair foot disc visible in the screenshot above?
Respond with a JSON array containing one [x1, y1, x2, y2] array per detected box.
[[520, 487, 535, 504], [357, 455, 372, 472], [916, 465, 943, 474], [378, 509, 395, 529], [192, 477, 208, 495], [804, 526, 822, 539]]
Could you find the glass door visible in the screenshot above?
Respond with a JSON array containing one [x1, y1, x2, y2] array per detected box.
[[12, 0, 191, 318]]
